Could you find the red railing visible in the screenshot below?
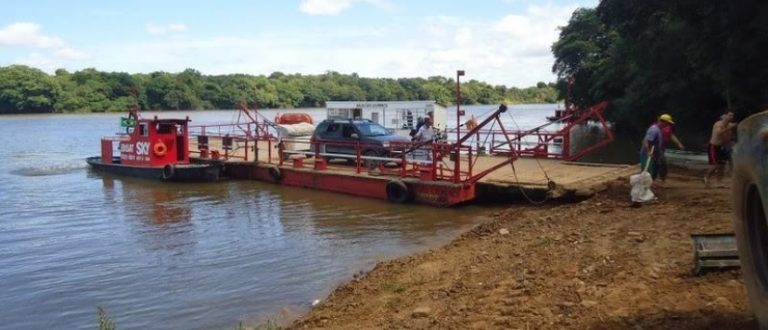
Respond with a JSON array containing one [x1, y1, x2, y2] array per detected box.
[[187, 121, 275, 161], [444, 101, 612, 161], [272, 137, 477, 182]]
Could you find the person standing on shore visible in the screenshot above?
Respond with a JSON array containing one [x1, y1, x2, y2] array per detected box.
[[640, 114, 674, 180], [704, 111, 737, 187], [658, 114, 685, 183]]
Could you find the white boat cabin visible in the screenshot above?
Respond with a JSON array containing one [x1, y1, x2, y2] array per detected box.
[[325, 101, 447, 132]]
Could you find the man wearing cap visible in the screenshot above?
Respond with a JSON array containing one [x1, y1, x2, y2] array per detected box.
[[704, 111, 737, 187], [658, 114, 685, 183], [639, 114, 675, 180]]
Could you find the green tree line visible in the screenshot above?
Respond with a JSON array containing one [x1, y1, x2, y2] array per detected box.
[[552, 1, 768, 133], [0, 65, 558, 114]]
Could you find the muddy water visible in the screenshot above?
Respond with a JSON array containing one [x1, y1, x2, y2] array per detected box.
[[0, 105, 629, 329]]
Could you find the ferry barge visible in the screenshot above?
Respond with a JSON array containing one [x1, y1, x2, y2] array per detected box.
[[184, 71, 620, 206]]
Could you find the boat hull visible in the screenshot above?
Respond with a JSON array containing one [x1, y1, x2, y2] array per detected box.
[[86, 157, 222, 182], [664, 150, 709, 170]]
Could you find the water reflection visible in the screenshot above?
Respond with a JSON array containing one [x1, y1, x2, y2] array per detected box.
[[147, 188, 193, 225], [98, 176, 194, 225], [2, 110, 516, 329], [99, 177, 198, 255]]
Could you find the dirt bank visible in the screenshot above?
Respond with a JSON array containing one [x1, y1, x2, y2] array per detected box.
[[289, 170, 755, 329]]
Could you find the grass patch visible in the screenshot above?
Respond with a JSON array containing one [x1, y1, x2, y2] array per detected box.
[[234, 320, 280, 330], [97, 306, 116, 330], [537, 236, 553, 247], [381, 281, 406, 293], [253, 320, 279, 330]]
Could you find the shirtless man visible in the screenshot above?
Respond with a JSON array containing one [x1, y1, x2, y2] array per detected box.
[[704, 111, 737, 187]]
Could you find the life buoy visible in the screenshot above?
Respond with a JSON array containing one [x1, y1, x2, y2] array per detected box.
[[268, 166, 282, 182], [162, 164, 175, 180], [385, 180, 410, 203], [276, 113, 313, 125], [154, 140, 168, 157], [465, 116, 479, 130]]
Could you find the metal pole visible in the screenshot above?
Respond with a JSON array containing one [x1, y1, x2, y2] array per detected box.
[[455, 70, 465, 183]]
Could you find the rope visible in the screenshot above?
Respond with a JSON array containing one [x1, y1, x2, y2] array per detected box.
[[447, 106, 499, 181], [472, 106, 500, 122], [509, 161, 549, 204], [469, 118, 496, 170], [506, 111, 554, 185], [503, 111, 559, 204]]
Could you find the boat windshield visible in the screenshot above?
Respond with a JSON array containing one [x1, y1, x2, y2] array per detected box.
[[355, 122, 390, 137]]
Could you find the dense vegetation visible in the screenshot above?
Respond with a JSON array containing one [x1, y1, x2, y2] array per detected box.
[[552, 1, 768, 133], [0, 65, 557, 114]]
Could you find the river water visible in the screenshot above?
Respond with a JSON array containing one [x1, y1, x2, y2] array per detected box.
[[0, 104, 630, 329]]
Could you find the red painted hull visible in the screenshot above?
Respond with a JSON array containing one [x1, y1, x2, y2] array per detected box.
[[224, 162, 475, 206]]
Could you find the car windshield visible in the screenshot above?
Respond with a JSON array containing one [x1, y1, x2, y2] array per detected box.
[[354, 122, 390, 137]]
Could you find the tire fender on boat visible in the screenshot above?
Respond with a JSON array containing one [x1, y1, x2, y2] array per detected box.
[[268, 166, 282, 182], [385, 180, 410, 203], [162, 164, 175, 180]]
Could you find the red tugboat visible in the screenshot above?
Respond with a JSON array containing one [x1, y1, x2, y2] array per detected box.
[[86, 106, 222, 181]]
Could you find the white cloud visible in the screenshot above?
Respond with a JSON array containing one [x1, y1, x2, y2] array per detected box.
[[0, 22, 89, 68], [363, 0, 394, 11], [14, 53, 57, 71], [54, 47, 89, 60], [299, 0, 353, 15], [494, 15, 531, 37], [0, 22, 65, 48], [299, 0, 392, 16], [407, 3, 579, 85], [4, 3, 579, 87], [146, 23, 189, 35]]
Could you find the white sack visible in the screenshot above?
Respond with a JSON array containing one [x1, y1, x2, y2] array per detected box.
[[276, 122, 315, 137], [629, 171, 655, 203]]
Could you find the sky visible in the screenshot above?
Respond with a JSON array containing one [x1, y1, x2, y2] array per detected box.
[[0, 0, 598, 87]]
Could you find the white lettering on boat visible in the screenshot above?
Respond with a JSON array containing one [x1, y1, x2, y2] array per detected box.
[[119, 143, 133, 153], [135, 142, 150, 156]]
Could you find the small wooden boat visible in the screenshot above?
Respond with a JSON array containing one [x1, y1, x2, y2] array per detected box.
[[664, 149, 709, 169], [86, 107, 222, 181]]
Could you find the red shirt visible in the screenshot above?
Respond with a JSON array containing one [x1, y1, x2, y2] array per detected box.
[[661, 125, 673, 149]]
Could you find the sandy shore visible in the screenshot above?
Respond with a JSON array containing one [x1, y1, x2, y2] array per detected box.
[[287, 170, 755, 329]]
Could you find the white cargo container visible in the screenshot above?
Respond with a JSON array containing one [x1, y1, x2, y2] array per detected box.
[[325, 101, 447, 133]]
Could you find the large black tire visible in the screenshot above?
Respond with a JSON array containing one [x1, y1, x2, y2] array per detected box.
[[732, 111, 768, 327], [162, 164, 175, 180], [268, 166, 282, 182], [385, 180, 410, 204]]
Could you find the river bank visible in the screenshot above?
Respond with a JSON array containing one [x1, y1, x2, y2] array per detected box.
[[288, 169, 754, 329]]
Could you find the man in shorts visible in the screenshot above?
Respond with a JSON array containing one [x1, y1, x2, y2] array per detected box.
[[704, 111, 737, 187]]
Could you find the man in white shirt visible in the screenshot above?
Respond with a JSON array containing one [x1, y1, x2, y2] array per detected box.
[[413, 117, 434, 160], [414, 117, 434, 142]]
